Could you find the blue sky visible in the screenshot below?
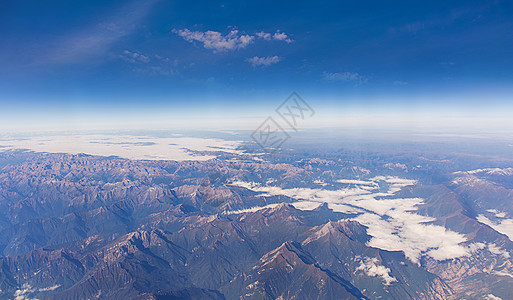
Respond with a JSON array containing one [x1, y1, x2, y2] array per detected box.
[[0, 0, 512, 130]]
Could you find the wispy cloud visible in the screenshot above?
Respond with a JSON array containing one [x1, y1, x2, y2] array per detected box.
[[323, 71, 368, 84], [172, 29, 254, 52], [390, 7, 472, 35], [393, 80, 408, 85], [35, 0, 159, 65], [247, 55, 280, 67], [120, 50, 178, 75], [120, 50, 150, 63]]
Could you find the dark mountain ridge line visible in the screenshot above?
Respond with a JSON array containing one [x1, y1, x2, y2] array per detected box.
[[0, 202, 449, 299], [0, 150, 510, 298]]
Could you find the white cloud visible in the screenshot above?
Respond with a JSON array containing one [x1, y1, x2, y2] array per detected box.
[[256, 31, 272, 40], [247, 56, 281, 67], [354, 211, 468, 263], [497, 212, 507, 218], [0, 134, 242, 161], [12, 284, 61, 299], [493, 271, 513, 279], [291, 201, 322, 211], [272, 31, 293, 43], [485, 294, 503, 300], [477, 214, 513, 241], [173, 28, 294, 53], [468, 242, 510, 259], [14, 284, 35, 300], [255, 30, 293, 43], [487, 243, 511, 258], [468, 242, 486, 253], [337, 179, 377, 186], [173, 29, 254, 52], [38, 285, 61, 292], [356, 257, 397, 285], [323, 71, 367, 84], [313, 179, 327, 186], [231, 176, 470, 264], [230, 180, 374, 203]]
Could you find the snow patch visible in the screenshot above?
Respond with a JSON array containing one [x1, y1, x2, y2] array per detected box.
[[224, 203, 281, 215]]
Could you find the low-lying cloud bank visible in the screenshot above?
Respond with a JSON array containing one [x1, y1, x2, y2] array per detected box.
[[477, 213, 513, 241], [231, 176, 472, 263], [0, 134, 242, 161]]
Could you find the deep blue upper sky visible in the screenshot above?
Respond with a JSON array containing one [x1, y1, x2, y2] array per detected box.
[[0, 0, 512, 129]]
